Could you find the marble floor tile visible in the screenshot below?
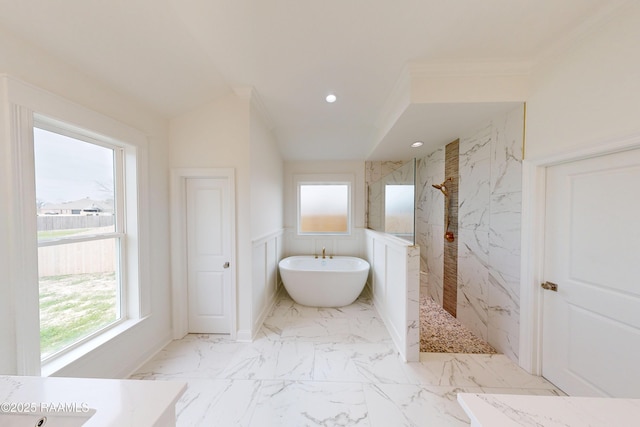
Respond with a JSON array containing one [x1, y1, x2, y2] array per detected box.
[[220, 339, 315, 381], [130, 334, 247, 380], [131, 292, 565, 426], [347, 315, 393, 343], [364, 383, 472, 427], [314, 342, 414, 384], [277, 317, 352, 342], [249, 381, 369, 427], [174, 379, 260, 427]]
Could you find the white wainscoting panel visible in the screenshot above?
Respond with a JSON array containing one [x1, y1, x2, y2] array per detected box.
[[365, 229, 420, 362], [251, 230, 284, 339]]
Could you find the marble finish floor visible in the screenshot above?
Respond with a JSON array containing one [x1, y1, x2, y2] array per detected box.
[[131, 291, 563, 426]]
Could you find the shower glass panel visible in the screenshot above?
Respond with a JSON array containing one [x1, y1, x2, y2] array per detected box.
[[367, 159, 416, 244]]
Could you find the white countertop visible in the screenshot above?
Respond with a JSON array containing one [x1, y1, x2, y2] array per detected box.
[[457, 393, 640, 427], [0, 375, 186, 427]]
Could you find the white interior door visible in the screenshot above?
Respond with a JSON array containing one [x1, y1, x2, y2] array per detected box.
[[542, 148, 640, 397], [186, 177, 232, 333]]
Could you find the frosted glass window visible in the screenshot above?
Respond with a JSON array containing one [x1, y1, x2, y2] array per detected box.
[[384, 184, 414, 238], [299, 184, 350, 234]]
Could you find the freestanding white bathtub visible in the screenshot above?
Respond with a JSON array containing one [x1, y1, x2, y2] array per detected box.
[[278, 256, 370, 307]]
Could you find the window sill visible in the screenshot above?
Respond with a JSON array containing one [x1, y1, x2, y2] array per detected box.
[[41, 317, 146, 377]]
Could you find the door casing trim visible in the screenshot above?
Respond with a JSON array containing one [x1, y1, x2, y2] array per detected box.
[[170, 168, 237, 340]]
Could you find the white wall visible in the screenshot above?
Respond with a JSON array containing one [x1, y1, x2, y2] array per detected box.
[[283, 160, 366, 257], [250, 104, 283, 239], [170, 93, 285, 340], [0, 29, 172, 378], [169, 94, 255, 338], [526, 2, 640, 160], [249, 102, 284, 336]]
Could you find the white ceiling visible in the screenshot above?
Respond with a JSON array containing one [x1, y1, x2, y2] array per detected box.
[[0, 0, 625, 161]]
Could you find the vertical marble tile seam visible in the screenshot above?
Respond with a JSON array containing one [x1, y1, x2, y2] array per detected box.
[[488, 233, 521, 281], [459, 123, 492, 167], [487, 272, 520, 361], [458, 158, 491, 232], [487, 272, 519, 312], [487, 316, 520, 363], [488, 191, 522, 285], [429, 276, 444, 306], [457, 295, 490, 339], [490, 108, 523, 195], [456, 229, 490, 341]]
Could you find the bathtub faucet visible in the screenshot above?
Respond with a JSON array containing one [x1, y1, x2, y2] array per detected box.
[[322, 247, 326, 259]]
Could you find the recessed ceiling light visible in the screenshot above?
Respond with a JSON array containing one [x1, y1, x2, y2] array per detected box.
[[325, 94, 337, 103], [411, 141, 423, 148]]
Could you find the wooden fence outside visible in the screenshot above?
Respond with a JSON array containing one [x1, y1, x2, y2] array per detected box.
[[37, 215, 116, 277], [38, 240, 115, 277], [37, 215, 114, 231]]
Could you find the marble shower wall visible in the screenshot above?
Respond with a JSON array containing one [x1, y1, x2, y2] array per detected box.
[[416, 104, 524, 362], [415, 149, 445, 304], [486, 106, 524, 362]]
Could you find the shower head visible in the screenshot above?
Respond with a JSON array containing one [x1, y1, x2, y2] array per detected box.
[[432, 178, 451, 196]]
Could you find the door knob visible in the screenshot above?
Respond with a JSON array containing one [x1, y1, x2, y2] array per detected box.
[[541, 281, 558, 292], [223, 262, 230, 269]]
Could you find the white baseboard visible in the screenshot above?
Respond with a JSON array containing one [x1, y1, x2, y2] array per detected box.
[[122, 331, 173, 379]]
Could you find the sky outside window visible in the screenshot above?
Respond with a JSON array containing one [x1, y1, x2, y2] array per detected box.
[[34, 127, 115, 204]]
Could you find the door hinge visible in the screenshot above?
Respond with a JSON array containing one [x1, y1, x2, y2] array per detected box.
[[541, 281, 558, 292]]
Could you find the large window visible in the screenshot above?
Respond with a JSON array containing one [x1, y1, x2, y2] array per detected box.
[[298, 182, 351, 234], [1, 77, 149, 376], [34, 123, 125, 361]]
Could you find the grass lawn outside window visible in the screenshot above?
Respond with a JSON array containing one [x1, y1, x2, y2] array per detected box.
[[39, 271, 118, 359]]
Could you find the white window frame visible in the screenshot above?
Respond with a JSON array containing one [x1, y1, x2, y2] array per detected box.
[[295, 174, 353, 236], [34, 117, 128, 362], [1, 76, 150, 376]]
